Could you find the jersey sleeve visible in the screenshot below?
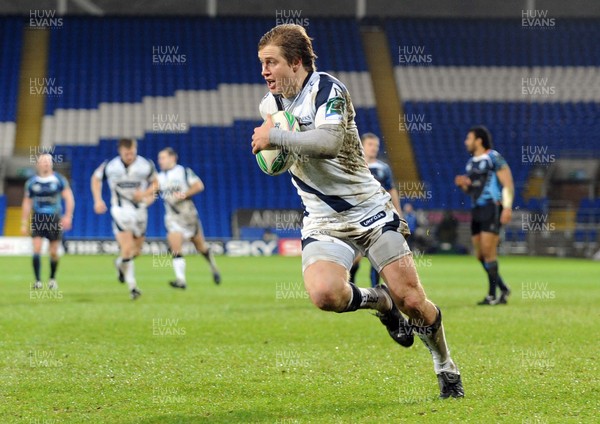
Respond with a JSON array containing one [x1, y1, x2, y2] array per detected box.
[[57, 173, 70, 191], [314, 80, 348, 129], [185, 167, 201, 186], [93, 161, 108, 180], [382, 164, 394, 191], [491, 151, 508, 170]]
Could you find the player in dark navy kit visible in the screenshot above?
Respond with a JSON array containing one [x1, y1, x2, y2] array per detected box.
[[455, 126, 513, 305], [21, 154, 75, 290], [349, 133, 403, 287]]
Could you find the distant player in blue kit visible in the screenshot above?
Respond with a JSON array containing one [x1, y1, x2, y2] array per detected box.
[[455, 126, 513, 305], [21, 154, 75, 290], [251, 24, 463, 398], [349, 133, 402, 287]]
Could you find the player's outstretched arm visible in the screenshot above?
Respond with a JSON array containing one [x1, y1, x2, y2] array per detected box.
[[497, 166, 514, 224], [20, 196, 32, 235], [61, 187, 75, 231], [90, 174, 107, 214]]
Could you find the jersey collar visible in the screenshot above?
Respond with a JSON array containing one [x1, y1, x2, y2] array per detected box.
[[274, 71, 314, 105]]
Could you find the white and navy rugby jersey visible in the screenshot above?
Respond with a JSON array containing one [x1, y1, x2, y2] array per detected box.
[[157, 164, 201, 217], [24, 172, 69, 215], [465, 150, 507, 208], [93, 156, 156, 207], [259, 71, 381, 218]]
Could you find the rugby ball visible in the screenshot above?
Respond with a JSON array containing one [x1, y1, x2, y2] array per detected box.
[[256, 111, 300, 176]]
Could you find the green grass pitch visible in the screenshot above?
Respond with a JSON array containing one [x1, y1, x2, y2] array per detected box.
[[1, 254, 598, 423]]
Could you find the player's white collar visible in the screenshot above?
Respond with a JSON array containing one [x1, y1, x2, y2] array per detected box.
[[35, 173, 56, 182], [472, 151, 490, 160]]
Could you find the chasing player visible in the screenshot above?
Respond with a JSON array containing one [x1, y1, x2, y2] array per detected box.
[[91, 138, 157, 300], [21, 154, 74, 290], [349, 133, 402, 287], [454, 126, 513, 305], [155, 147, 220, 288], [251, 24, 463, 398]]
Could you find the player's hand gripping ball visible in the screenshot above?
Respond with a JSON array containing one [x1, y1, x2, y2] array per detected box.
[[253, 111, 300, 176]]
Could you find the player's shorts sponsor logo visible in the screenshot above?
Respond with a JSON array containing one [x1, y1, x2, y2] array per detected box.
[[360, 211, 386, 227]]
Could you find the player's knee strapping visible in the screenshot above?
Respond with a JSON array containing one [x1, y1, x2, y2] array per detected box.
[[367, 230, 410, 274]]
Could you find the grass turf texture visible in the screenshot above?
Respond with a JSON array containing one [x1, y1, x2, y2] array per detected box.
[[0, 255, 598, 423]]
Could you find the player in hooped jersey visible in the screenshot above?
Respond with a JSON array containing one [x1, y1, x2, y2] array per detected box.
[[155, 148, 220, 288], [251, 24, 463, 398], [91, 138, 158, 300], [455, 126, 513, 305], [21, 154, 75, 290]]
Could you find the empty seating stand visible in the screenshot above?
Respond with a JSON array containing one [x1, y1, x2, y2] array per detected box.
[[385, 18, 600, 210]]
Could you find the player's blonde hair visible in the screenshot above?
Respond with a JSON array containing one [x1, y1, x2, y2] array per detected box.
[[258, 24, 317, 72]]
